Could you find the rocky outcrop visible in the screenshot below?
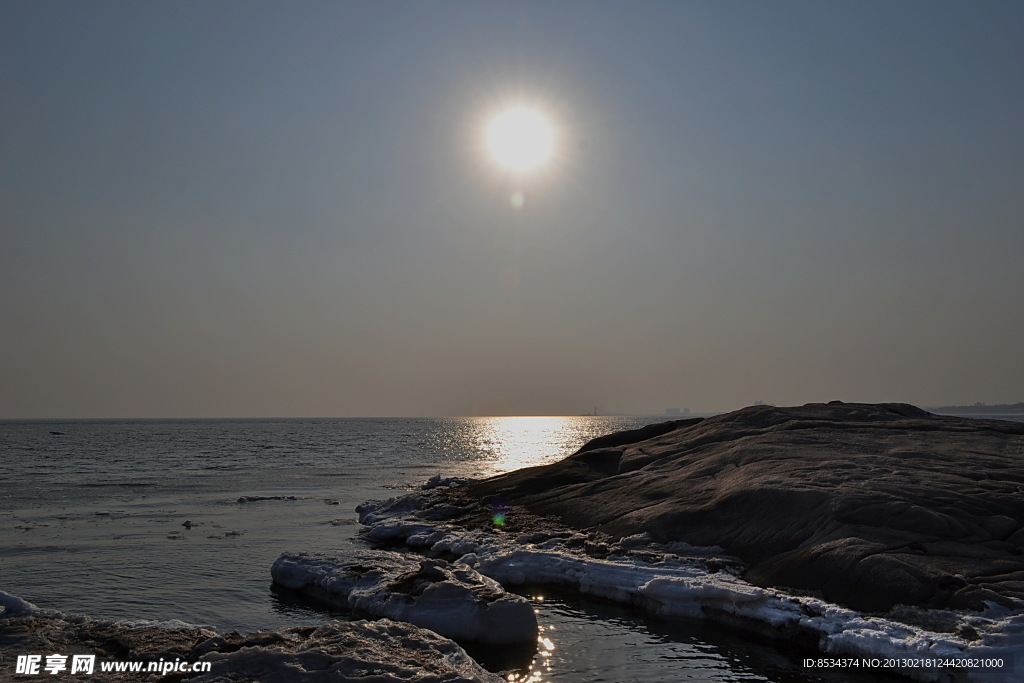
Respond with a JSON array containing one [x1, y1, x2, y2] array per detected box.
[[453, 402, 1024, 613], [0, 592, 500, 682], [355, 486, 1024, 682], [271, 549, 538, 645]]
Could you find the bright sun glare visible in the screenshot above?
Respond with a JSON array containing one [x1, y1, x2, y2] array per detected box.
[[485, 106, 555, 173]]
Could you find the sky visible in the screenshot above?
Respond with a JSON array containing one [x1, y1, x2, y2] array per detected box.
[[2, 0, 1022, 418]]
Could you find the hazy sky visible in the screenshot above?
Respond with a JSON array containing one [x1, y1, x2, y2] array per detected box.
[[2, 1, 1022, 418]]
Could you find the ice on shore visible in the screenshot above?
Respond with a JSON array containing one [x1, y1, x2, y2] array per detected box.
[[0, 591, 43, 617], [236, 494, 298, 503], [357, 493, 1024, 682], [271, 548, 538, 645]]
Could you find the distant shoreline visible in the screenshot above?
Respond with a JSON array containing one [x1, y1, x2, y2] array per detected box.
[[926, 402, 1024, 415]]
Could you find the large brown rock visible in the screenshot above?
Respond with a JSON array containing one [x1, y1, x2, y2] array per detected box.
[[462, 402, 1024, 613]]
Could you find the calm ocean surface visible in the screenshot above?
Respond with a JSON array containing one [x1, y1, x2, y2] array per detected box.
[[1, 415, 941, 682]]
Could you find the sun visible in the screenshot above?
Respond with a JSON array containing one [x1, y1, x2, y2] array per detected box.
[[485, 106, 555, 173]]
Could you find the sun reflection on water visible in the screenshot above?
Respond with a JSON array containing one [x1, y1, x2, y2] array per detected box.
[[416, 415, 654, 482], [471, 416, 588, 476], [503, 594, 556, 683]]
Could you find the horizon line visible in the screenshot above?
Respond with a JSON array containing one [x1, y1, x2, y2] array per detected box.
[[4, 402, 1023, 421]]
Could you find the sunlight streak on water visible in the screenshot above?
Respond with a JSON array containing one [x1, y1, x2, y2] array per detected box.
[[471, 416, 588, 475]]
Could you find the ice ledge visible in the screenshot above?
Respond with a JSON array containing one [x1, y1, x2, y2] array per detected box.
[[271, 548, 538, 645]]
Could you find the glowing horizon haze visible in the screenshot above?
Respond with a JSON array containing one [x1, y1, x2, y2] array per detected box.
[[2, 1, 1022, 418]]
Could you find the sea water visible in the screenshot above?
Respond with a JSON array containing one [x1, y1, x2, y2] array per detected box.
[[2, 416, 932, 682]]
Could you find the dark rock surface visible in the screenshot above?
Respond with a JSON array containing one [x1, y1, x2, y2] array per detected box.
[[455, 402, 1024, 613], [1, 594, 500, 682]]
